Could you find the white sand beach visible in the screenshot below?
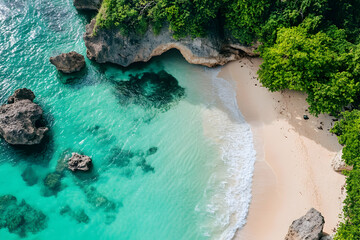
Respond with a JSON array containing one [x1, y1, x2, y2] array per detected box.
[[219, 58, 345, 240]]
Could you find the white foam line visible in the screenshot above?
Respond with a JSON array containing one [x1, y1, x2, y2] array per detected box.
[[201, 67, 256, 240]]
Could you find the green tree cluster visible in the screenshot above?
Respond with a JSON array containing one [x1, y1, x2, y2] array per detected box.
[[259, 23, 360, 116], [94, 0, 275, 42], [331, 110, 360, 239]]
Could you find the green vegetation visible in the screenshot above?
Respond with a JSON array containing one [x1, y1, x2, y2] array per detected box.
[[94, 0, 274, 41], [94, 0, 360, 237], [331, 111, 360, 239]]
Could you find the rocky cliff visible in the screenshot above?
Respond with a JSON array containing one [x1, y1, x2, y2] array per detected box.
[[84, 19, 258, 67]]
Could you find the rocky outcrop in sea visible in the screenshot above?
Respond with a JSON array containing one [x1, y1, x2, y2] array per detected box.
[[68, 153, 92, 171], [0, 89, 48, 145], [285, 208, 331, 240], [50, 51, 86, 74], [84, 20, 258, 67]]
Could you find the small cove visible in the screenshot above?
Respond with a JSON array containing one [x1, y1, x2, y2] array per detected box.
[[0, 0, 256, 239]]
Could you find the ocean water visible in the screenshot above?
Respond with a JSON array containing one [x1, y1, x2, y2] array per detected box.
[[0, 0, 256, 239]]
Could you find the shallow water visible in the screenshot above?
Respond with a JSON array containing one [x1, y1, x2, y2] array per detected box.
[[0, 0, 256, 239]]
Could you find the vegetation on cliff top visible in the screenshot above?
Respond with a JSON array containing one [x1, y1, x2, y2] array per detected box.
[[94, 0, 360, 238]]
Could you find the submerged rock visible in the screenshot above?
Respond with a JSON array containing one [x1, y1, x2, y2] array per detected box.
[[285, 208, 325, 240], [114, 70, 185, 111], [136, 158, 155, 173], [84, 19, 258, 67], [50, 51, 85, 74], [68, 153, 92, 171], [60, 205, 90, 224], [146, 147, 158, 156], [0, 195, 47, 237], [332, 149, 353, 172], [0, 89, 48, 145], [73, 0, 102, 11], [83, 186, 116, 211], [43, 172, 62, 192]]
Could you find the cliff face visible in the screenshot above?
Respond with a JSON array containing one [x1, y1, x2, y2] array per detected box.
[[84, 19, 259, 67]]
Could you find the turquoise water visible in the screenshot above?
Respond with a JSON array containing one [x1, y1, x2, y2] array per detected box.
[[0, 0, 256, 239]]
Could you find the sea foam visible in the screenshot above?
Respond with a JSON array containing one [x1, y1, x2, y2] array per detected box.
[[198, 67, 256, 239]]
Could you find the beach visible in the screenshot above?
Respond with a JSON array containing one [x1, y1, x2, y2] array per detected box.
[[219, 58, 346, 240]]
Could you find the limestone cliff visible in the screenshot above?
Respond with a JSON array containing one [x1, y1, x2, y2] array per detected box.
[[84, 19, 258, 67]]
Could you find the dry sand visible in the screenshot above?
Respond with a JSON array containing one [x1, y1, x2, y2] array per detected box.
[[218, 58, 345, 240]]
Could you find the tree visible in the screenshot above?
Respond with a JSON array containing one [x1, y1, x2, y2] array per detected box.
[[258, 21, 359, 115]]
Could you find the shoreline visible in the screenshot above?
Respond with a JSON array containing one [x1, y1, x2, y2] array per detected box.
[[218, 58, 345, 240]]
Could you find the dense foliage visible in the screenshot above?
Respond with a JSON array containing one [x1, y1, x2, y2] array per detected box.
[[331, 111, 360, 239], [259, 23, 360, 116], [94, 0, 274, 41]]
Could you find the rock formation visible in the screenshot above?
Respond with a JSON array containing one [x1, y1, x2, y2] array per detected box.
[[0, 195, 47, 236], [49, 51, 86, 74], [332, 149, 353, 172], [0, 89, 48, 145], [320, 236, 333, 240], [84, 20, 258, 67], [73, 0, 102, 11], [68, 153, 92, 171], [7, 88, 35, 104], [285, 208, 325, 240]]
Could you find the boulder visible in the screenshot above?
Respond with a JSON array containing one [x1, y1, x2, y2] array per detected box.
[[332, 149, 353, 172], [49, 51, 85, 74], [84, 20, 258, 68], [0, 90, 48, 145], [73, 0, 102, 11], [285, 208, 325, 240], [68, 153, 92, 171], [320, 236, 333, 240], [7, 88, 35, 104]]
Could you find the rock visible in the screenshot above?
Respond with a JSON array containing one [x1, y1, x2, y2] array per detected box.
[[285, 208, 325, 240], [60, 205, 90, 224], [84, 19, 259, 68], [0, 195, 47, 236], [73, 0, 102, 11], [83, 186, 116, 211], [7, 88, 35, 104], [49, 51, 85, 74], [0, 90, 48, 145], [68, 153, 92, 171], [332, 149, 353, 172], [320, 236, 333, 240], [146, 147, 158, 156], [43, 172, 62, 192]]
